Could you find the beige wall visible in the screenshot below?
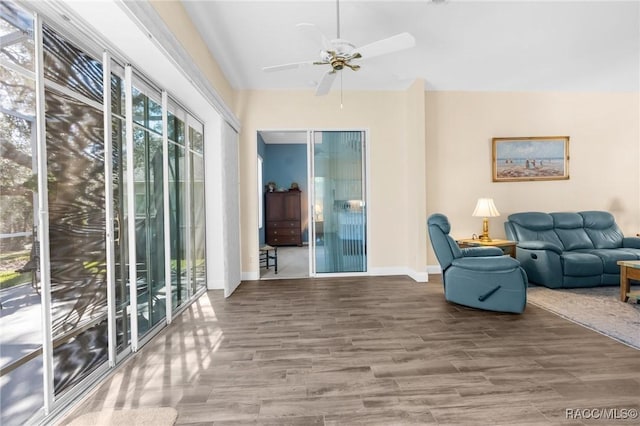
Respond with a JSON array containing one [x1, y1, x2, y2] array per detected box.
[[236, 88, 428, 279], [425, 91, 640, 269], [143, 4, 640, 280], [404, 80, 427, 274]]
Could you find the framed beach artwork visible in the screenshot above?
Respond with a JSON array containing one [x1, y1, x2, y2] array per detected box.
[[492, 136, 570, 182]]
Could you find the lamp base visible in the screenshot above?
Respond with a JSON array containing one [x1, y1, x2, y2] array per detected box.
[[480, 217, 492, 242]]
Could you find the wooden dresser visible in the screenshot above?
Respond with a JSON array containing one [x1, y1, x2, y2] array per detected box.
[[265, 191, 302, 246]]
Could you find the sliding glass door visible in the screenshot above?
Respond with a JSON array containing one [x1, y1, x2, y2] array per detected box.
[[0, 4, 209, 422], [0, 4, 43, 422], [311, 131, 367, 273], [131, 80, 166, 337], [42, 24, 109, 396]]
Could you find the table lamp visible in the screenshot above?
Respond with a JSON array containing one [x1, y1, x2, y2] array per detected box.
[[472, 198, 500, 242]]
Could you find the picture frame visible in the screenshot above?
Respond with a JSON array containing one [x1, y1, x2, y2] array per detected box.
[[492, 136, 570, 182]]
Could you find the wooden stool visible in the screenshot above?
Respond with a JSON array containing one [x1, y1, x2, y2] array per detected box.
[[259, 245, 278, 274]]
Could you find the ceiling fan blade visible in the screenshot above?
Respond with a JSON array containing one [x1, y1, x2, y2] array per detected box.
[[296, 23, 331, 50], [262, 61, 314, 73], [315, 71, 337, 96], [352, 32, 416, 60]]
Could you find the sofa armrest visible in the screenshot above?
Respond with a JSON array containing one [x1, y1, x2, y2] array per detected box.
[[622, 237, 640, 249], [517, 240, 563, 254], [461, 246, 504, 257], [452, 255, 521, 272]]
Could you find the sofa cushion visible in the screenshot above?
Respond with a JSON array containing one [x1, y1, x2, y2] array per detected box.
[[620, 248, 640, 259], [580, 211, 624, 249], [560, 252, 603, 276], [576, 249, 638, 274], [508, 212, 564, 248], [551, 212, 594, 250]]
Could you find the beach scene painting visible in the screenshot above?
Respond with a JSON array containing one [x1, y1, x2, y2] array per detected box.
[[492, 136, 569, 182]]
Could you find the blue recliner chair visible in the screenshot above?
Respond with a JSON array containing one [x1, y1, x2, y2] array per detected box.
[[428, 213, 528, 314]]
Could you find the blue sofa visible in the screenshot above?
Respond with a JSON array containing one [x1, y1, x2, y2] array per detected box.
[[428, 214, 527, 314], [504, 211, 640, 288]]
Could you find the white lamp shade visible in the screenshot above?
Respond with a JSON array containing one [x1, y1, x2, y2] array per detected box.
[[472, 198, 500, 217]]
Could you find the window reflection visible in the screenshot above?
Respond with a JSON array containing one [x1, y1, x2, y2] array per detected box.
[[132, 84, 166, 335], [0, 3, 42, 424], [43, 25, 103, 104], [168, 109, 188, 309], [190, 127, 206, 291], [0, 1, 35, 70], [0, 6, 208, 423], [45, 87, 108, 394]]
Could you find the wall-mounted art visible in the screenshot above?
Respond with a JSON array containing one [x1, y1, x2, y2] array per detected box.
[[492, 136, 570, 182]]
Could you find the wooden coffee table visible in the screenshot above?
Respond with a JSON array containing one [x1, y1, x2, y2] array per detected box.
[[617, 260, 640, 302]]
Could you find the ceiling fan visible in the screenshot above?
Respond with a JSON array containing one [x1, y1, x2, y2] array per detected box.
[[262, 0, 416, 96]]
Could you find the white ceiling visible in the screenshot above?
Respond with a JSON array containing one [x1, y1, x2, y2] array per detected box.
[[181, 0, 639, 93]]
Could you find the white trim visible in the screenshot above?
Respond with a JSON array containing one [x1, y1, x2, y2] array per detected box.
[[257, 155, 263, 230], [362, 130, 370, 273], [426, 264, 442, 275], [365, 267, 428, 283], [0, 106, 34, 122], [124, 64, 139, 352], [306, 130, 314, 277], [242, 271, 260, 282], [0, 56, 35, 80], [116, 1, 240, 132], [162, 90, 172, 324], [44, 78, 103, 112], [34, 12, 54, 415], [408, 270, 429, 283], [368, 267, 413, 276], [39, 361, 111, 424], [27, 2, 104, 60], [103, 51, 117, 367], [185, 120, 193, 298], [136, 319, 166, 350]]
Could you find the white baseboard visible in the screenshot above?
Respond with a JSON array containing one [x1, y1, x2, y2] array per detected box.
[[408, 269, 428, 283], [207, 280, 224, 290], [241, 271, 260, 281], [368, 267, 428, 283], [368, 266, 409, 276], [240, 267, 438, 284], [427, 265, 442, 275]]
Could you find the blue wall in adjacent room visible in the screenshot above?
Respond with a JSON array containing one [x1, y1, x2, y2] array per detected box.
[[264, 143, 309, 243]]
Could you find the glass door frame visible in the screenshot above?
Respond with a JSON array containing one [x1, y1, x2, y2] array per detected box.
[[1, 4, 210, 423], [308, 129, 369, 277]]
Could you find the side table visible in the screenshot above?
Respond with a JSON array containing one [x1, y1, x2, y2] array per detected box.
[[457, 238, 517, 258], [617, 260, 640, 302]]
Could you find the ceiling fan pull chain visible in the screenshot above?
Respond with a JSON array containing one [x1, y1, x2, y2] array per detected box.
[[336, 0, 341, 39]]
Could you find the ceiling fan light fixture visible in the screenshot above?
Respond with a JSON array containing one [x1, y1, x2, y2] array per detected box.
[[261, 0, 415, 96]]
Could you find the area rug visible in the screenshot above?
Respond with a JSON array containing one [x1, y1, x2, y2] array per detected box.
[[66, 407, 177, 426], [527, 285, 640, 349]]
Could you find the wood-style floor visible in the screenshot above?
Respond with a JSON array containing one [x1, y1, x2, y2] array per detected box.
[[60, 276, 640, 425]]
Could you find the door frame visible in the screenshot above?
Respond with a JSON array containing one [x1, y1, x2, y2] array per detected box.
[[256, 128, 370, 279]]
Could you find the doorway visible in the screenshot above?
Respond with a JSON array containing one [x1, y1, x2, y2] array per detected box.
[[258, 131, 309, 279], [257, 130, 368, 279]]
